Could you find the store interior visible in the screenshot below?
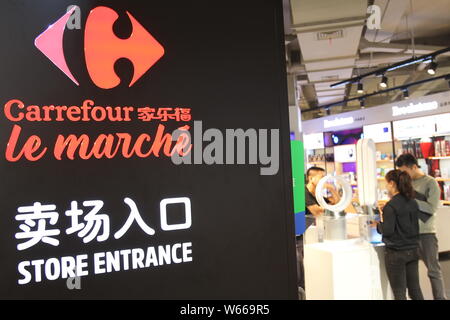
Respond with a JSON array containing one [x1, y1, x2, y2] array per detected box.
[[284, 0, 450, 300], [303, 95, 450, 212]]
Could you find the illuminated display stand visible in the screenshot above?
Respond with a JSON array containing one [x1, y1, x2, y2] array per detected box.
[[304, 153, 393, 300], [302, 90, 450, 300], [304, 239, 393, 300]]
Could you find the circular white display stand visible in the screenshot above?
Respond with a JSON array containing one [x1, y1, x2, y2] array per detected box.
[[305, 175, 393, 300], [315, 175, 352, 217]]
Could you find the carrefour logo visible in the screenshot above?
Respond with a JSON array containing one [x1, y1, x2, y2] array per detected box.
[[34, 6, 165, 89]]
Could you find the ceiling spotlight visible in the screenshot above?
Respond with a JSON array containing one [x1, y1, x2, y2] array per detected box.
[[402, 88, 409, 100], [427, 61, 438, 75], [357, 82, 364, 94], [379, 75, 388, 88]]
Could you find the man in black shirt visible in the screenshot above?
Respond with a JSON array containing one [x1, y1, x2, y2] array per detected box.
[[297, 166, 340, 295], [305, 167, 340, 225]]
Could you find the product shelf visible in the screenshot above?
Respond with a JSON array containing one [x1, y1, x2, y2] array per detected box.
[[308, 161, 326, 165], [376, 159, 394, 162]]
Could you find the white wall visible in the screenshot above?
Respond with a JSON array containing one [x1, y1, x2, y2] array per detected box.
[[289, 105, 302, 140]]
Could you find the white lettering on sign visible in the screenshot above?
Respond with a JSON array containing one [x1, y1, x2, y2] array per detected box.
[[65, 200, 110, 243], [18, 255, 89, 285], [15, 203, 60, 251], [14, 197, 194, 286], [392, 101, 439, 117], [17, 243, 193, 285], [324, 117, 354, 129], [15, 197, 191, 250], [113, 198, 156, 239], [160, 197, 192, 231]]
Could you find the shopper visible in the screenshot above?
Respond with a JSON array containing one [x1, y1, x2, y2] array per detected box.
[[376, 170, 424, 300], [396, 153, 447, 300], [296, 167, 341, 296], [305, 166, 340, 218]]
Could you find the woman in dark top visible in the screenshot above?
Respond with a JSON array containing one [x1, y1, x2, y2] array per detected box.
[[376, 170, 424, 300]]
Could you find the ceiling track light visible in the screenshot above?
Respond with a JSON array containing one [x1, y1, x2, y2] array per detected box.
[[427, 61, 438, 75], [330, 47, 450, 88], [357, 82, 364, 94], [402, 88, 409, 100], [359, 98, 365, 108], [379, 75, 388, 88], [303, 73, 450, 114]]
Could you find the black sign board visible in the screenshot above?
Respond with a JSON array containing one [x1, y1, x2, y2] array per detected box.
[[0, 0, 296, 299]]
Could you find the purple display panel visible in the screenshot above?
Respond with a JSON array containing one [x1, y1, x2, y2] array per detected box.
[[324, 128, 363, 147], [342, 162, 356, 173], [290, 132, 295, 141]]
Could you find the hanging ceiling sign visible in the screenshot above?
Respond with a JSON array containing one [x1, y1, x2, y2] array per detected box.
[[363, 122, 392, 143], [393, 115, 437, 139], [392, 101, 439, 117], [303, 91, 450, 135], [323, 116, 355, 129]]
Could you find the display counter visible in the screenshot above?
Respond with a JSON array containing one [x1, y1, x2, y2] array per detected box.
[[304, 239, 393, 300], [436, 206, 450, 253], [303, 210, 449, 300]]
